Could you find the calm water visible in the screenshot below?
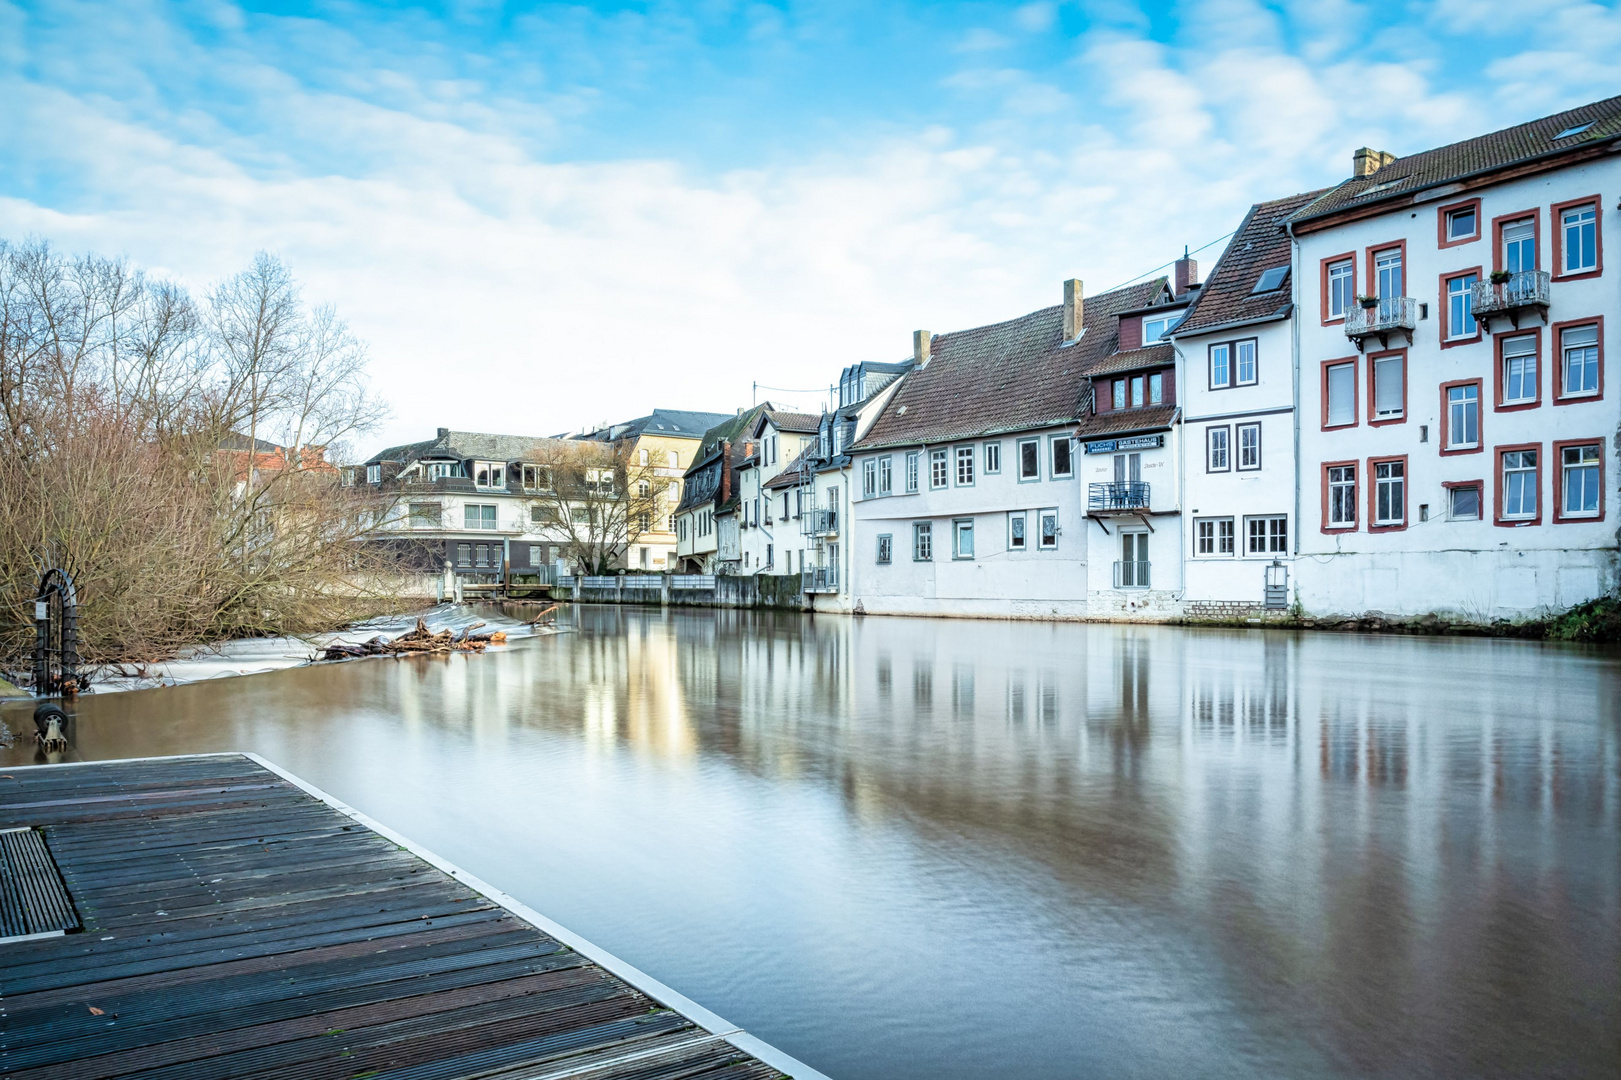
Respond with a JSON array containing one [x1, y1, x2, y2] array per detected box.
[[4, 607, 1619, 1079]]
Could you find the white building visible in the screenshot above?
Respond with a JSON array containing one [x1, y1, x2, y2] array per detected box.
[[734, 409, 820, 574], [1288, 99, 1621, 617]]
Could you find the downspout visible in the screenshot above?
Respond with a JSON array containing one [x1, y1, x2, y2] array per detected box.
[[1286, 218, 1303, 566]]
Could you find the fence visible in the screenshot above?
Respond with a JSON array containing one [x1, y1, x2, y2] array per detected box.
[[554, 573, 805, 610]]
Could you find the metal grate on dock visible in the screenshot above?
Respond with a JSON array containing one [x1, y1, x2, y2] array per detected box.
[[0, 753, 819, 1080], [0, 827, 79, 942]]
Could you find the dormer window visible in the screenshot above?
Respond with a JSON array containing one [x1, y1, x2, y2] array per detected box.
[[522, 464, 551, 490], [365, 463, 381, 484], [1142, 312, 1180, 341], [425, 461, 458, 481], [473, 461, 506, 489]]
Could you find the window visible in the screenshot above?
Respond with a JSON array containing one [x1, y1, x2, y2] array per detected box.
[[465, 504, 497, 530], [1502, 449, 1538, 519], [1555, 122, 1594, 139], [456, 542, 471, 566], [1207, 426, 1229, 471], [474, 461, 506, 489], [953, 519, 975, 559], [956, 446, 975, 486], [638, 480, 651, 498], [1143, 313, 1179, 341], [1445, 205, 1478, 242], [1502, 334, 1538, 405], [365, 463, 381, 484], [668, 451, 679, 468], [1210, 339, 1256, 389], [1374, 248, 1403, 298], [1148, 372, 1164, 404], [408, 502, 441, 528], [426, 461, 459, 481], [1372, 353, 1404, 420], [1236, 340, 1256, 385], [1210, 343, 1230, 389], [1445, 274, 1477, 339], [1038, 509, 1059, 550], [1327, 464, 1357, 527], [905, 451, 920, 493], [1118, 533, 1148, 587], [1561, 444, 1602, 517], [1194, 517, 1234, 556], [1448, 484, 1481, 520], [474, 543, 492, 568], [1561, 324, 1600, 397], [668, 481, 679, 499], [1050, 436, 1073, 478], [1503, 219, 1536, 274], [1373, 460, 1404, 527], [877, 534, 893, 564], [1112, 380, 1126, 409], [1246, 516, 1287, 554], [528, 543, 542, 566], [1325, 360, 1356, 427], [1253, 266, 1289, 293], [930, 449, 949, 489], [1018, 439, 1040, 480], [879, 456, 893, 496], [863, 458, 877, 498], [1237, 423, 1261, 470], [571, 507, 589, 525], [1561, 203, 1597, 274], [530, 504, 559, 524], [984, 442, 1001, 474], [638, 448, 649, 466], [913, 522, 933, 561], [1130, 376, 1145, 408], [1327, 258, 1354, 320], [1445, 383, 1480, 450], [1008, 511, 1027, 550]]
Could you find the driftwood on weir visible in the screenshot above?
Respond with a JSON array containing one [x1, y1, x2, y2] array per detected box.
[[320, 618, 507, 662]]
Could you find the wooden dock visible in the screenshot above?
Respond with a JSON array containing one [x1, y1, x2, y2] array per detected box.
[[0, 754, 815, 1080]]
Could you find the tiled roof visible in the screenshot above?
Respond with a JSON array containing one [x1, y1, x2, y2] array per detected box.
[[1175, 190, 1326, 335], [854, 278, 1170, 451], [367, 430, 587, 466], [764, 409, 822, 434], [1290, 95, 1621, 226], [764, 445, 817, 489], [1075, 404, 1178, 439], [578, 409, 735, 441], [1085, 344, 1175, 377]]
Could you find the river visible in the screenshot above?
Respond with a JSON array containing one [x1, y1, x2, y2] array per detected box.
[[3, 606, 1617, 1079]]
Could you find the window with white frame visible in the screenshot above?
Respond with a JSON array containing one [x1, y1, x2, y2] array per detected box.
[[1112, 380, 1126, 409], [1018, 439, 1040, 480], [1194, 517, 1234, 556], [1446, 274, 1477, 338], [1038, 508, 1058, 550], [863, 458, 877, 498], [426, 461, 458, 481], [1210, 343, 1230, 388], [638, 480, 650, 498], [1562, 204, 1597, 273], [668, 450, 679, 468], [408, 502, 441, 528], [1326, 361, 1356, 426], [1502, 335, 1538, 404], [1235, 340, 1256, 385], [1373, 461, 1404, 525], [1562, 444, 1601, 516], [1502, 449, 1538, 518], [984, 442, 1001, 474], [1130, 376, 1145, 408], [1561, 324, 1599, 397], [365, 463, 381, 484], [474, 461, 506, 489], [1050, 436, 1074, 478], [1143, 312, 1179, 341], [1445, 205, 1477, 242], [913, 522, 933, 561], [877, 533, 893, 564], [1207, 426, 1229, 471], [953, 519, 975, 559], [465, 503, 498, 530], [1446, 384, 1480, 449], [1245, 515, 1287, 554], [1448, 484, 1481, 520], [955, 446, 975, 486], [1008, 511, 1026, 550], [1327, 258, 1354, 320], [1328, 465, 1356, 527], [1503, 220, 1536, 274], [879, 456, 893, 496], [929, 449, 948, 488], [1372, 354, 1404, 419], [1149, 372, 1164, 404], [1374, 248, 1403, 298], [905, 451, 920, 493], [1237, 423, 1261, 470], [639, 448, 649, 466]]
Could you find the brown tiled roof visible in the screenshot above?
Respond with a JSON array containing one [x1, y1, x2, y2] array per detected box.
[[1086, 344, 1175, 377], [1290, 95, 1621, 226], [764, 445, 816, 490], [854, 278, 1169, 450], [1075, 404, 1178, 439], [764, 409, 822, 434], [1175, 190, 1326, 335]]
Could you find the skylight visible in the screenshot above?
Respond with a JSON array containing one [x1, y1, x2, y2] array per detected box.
[[1252, 266, 1290, 293], [1554, 122, 1594, 139]]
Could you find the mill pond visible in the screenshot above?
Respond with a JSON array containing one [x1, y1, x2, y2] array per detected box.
[[3, 606, 1617, 1080]]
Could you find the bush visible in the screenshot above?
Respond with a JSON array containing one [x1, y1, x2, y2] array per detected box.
[[1543, 595, 1621, 643]]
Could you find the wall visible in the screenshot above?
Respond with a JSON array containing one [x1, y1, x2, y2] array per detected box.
[[555, 574, 807, 609]]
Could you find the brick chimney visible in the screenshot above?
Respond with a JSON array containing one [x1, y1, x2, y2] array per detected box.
[[1352, 147, 1397, 179], [720, 441, 732, 502], [913, 329, 932, 367], [1063, 279, 1084, 342], [1174, 251, 1199, 297]]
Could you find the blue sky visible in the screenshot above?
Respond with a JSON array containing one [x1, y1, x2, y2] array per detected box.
[[3, 0, 1619, 451]]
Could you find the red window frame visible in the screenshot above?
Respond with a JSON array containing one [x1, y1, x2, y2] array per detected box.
[[1551, 315, 1605, 405], [1491, 209, 1542, 274], [1438, 378, 1484, 456], [1493, 328, 1543, 412], [1320, 357, 1358, 430], [1438, 266, 1484, 348], [1437, 197, 1483, 249], [1319, 251, 1356, 325], [1365, 240, 1408, 299], [1493, 442, 1543, 528], [1550, 195, 1603, 281], [1367, 454, 1409, 533], [1320, 459, 1359, 534], [1366, 348, 1407, 426], [1551, 438, 1606, 524]]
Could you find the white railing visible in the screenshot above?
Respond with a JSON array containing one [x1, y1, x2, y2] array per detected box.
[[802, 565, 839, 593], [1113, 560, 1151, 589], [671, 574, 716, 590], [1344, 295, 1417, 338], [1472, 270, 1550, 319]]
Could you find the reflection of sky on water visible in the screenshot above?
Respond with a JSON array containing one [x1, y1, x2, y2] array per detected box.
[[4, 607, 1617, 1079]]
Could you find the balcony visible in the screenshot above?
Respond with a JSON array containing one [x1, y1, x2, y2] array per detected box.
[[1344, 295, 1416, 351], [802, 565, 839, 594], [1113, 560, 1151, 589], [1471, 270, 1550, 332], [803, 507, 838, 537], [1089, 481, 1150, 514]]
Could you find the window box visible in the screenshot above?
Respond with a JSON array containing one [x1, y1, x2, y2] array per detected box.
[[1358, 295, 1379, 309]]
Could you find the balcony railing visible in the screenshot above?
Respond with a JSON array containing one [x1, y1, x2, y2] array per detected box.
[[1344, 295, 1417, 350], [1113, 560, 1151, 589], [1471, 270, 1550, 331], [1089, 481, 1150, 513], [802, 565, 839, 593], [802, 507, 838, 536]]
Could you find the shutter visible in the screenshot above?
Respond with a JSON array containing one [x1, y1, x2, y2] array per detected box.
[[1328, 364, 1355, 425], [1374, 356, 1403, 415]]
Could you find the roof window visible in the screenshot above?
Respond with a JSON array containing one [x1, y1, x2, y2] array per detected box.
[[1554, 122, 1594, 139], [1252, 266, 1290, 293]]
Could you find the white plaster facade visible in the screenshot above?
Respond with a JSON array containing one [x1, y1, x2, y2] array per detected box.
[[1079, 425, 1187, 618]]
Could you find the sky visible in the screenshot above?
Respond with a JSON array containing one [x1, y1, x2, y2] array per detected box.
[[3, 0, 1619, 454]]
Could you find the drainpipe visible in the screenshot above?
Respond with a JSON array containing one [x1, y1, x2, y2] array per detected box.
[[1286, 218, 1303, 563]]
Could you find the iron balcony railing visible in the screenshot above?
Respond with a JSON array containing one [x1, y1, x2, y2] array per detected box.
[[1471, 270, 1550, 329], [1113, 560, 1151, 589], [802, 507, 838, 536], [1089, 481, 1150, 513], [802, 565, 839, 593], [1344, 295, 1417, 349]]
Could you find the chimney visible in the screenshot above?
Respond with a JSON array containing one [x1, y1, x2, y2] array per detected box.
[[720, 441, 732, 502], [1174, 249, 1199, 297], [913, 329, 932, 367], [1063, 279, 1084, 342], [436, 427, 449, 440], [1352, 147, 1397, 179]]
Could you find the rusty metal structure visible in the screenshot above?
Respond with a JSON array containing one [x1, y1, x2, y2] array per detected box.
[[31, 566, 80, 698]]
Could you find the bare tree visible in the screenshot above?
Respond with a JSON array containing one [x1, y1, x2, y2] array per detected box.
[[525, 439, 664, 575]]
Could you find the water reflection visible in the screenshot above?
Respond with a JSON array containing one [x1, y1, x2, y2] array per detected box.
[[2, 608, 1617, 1079]]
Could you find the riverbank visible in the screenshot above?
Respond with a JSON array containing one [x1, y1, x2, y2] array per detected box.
[[1165, 593, 1621, 643]]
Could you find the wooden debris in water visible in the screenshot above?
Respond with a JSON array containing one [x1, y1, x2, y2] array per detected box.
[[320, 618, 508, 662]]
